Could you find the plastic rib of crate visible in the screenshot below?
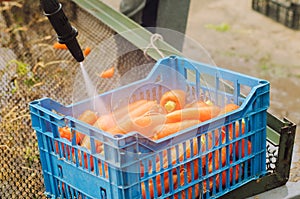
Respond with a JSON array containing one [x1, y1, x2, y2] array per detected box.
[[252, 0, 300, 30], [29, 56, 270, 199]]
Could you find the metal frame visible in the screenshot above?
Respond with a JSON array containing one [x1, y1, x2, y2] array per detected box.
[[70, 1, 297, 198]]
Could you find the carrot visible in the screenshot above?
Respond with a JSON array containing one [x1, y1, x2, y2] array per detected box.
[[58, 127, 72, 141], [78, 110, 98, 125], [235, 139, 252, 159], [184, 100, 208, 108], [57, 110, 98, 145], [99, 67, 114, 78], [53, 42, 68, 50], [113, 99, 148, 117], [142, 172, 177, 199], [83, 47, 91, 56], [127, 100, 159, 119], [221, 164, 240, 187], [173, 164, 213, 199], [76, 110, 98, 143], [166, 105, 220, 123], [153, 120, 200, 140], [132, 114, 166, 137], [106, 101, 160, 135], [222, 121, 245, 139], [106, 125, 127, 135], [160, 89, 186, 113], [93, 113, 116, 131], [219, 103, 240, 115], [80, 135, 103, 152]]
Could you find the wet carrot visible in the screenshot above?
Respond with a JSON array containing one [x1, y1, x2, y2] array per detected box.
[[111, 99, 149, 121], [184, 100, 208, 108], [127, 100, 159, 119], [153, 120, 200, 140], [83, 47, 91, 56], [57, 110, 98, 145], [99, 67, 114, 78], [160, 89, 186, 113], [106, 101, 160, 135], [58, 127, 71, 141], [53, 42, 68, 50], [78, 110, 98, 125], [219, 103, 240, 115], [80, 135, 103, 152], [76, 110, 98, 143], [132, 114, 166, 137], [106, 125, 127, 135], [93, 113, 116, 131], [166, 105, 220, 123]]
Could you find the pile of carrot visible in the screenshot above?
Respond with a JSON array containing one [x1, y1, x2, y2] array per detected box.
[[56, 89, 252, 198]]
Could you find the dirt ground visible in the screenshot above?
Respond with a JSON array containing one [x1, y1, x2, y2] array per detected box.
[[107, 0, 300, 182]]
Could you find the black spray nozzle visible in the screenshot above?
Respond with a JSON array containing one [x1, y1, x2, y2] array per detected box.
[[41, 0, 84, 62]]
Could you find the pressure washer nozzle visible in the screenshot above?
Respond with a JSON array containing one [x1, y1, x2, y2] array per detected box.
[[41, 0, 84, 62]]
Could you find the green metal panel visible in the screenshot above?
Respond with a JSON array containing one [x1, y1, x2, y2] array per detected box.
[[72, 0, 182, 61]]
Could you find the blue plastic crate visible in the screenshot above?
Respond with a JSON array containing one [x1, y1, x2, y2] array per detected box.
[[29, 56, 270, 199]]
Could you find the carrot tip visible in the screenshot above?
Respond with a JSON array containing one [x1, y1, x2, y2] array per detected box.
[[164, 101, 176, 113], [205, 100, 214, 106]]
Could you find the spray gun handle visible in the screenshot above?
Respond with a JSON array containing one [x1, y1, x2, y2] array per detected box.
[[41, 0, 84, 62]]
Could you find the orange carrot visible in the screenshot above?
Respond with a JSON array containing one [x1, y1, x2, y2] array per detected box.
[[78, 110, 98, 125], [53, 42, 68, 50], [113, 99, 148, 117], [106, 125, 127, 135], [132, 114, 166, 137], [57, 110, 98, 145], [166, 105, 220, 123], [80, 135, 103, 152], [184, 100, 208, 108], [112, 100, 157, 122], [142, 172, 177, 199], [219, 103, 240, 115], [106, 101, 160, 135], [58, 127, 72, 141], [235, 139, 252, 159], [93, 113, 116, 131], [83, 47, 91, 56], [160, 89, 186, 113], [127, 100, 159, 119], [99, 67, 114, 78], [76, 110, 98, 143], [221, 164, 240, 187], [153, 120, 200, 140]]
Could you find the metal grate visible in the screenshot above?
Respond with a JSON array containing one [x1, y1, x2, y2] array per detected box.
[[0, 1, 154, 198]]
